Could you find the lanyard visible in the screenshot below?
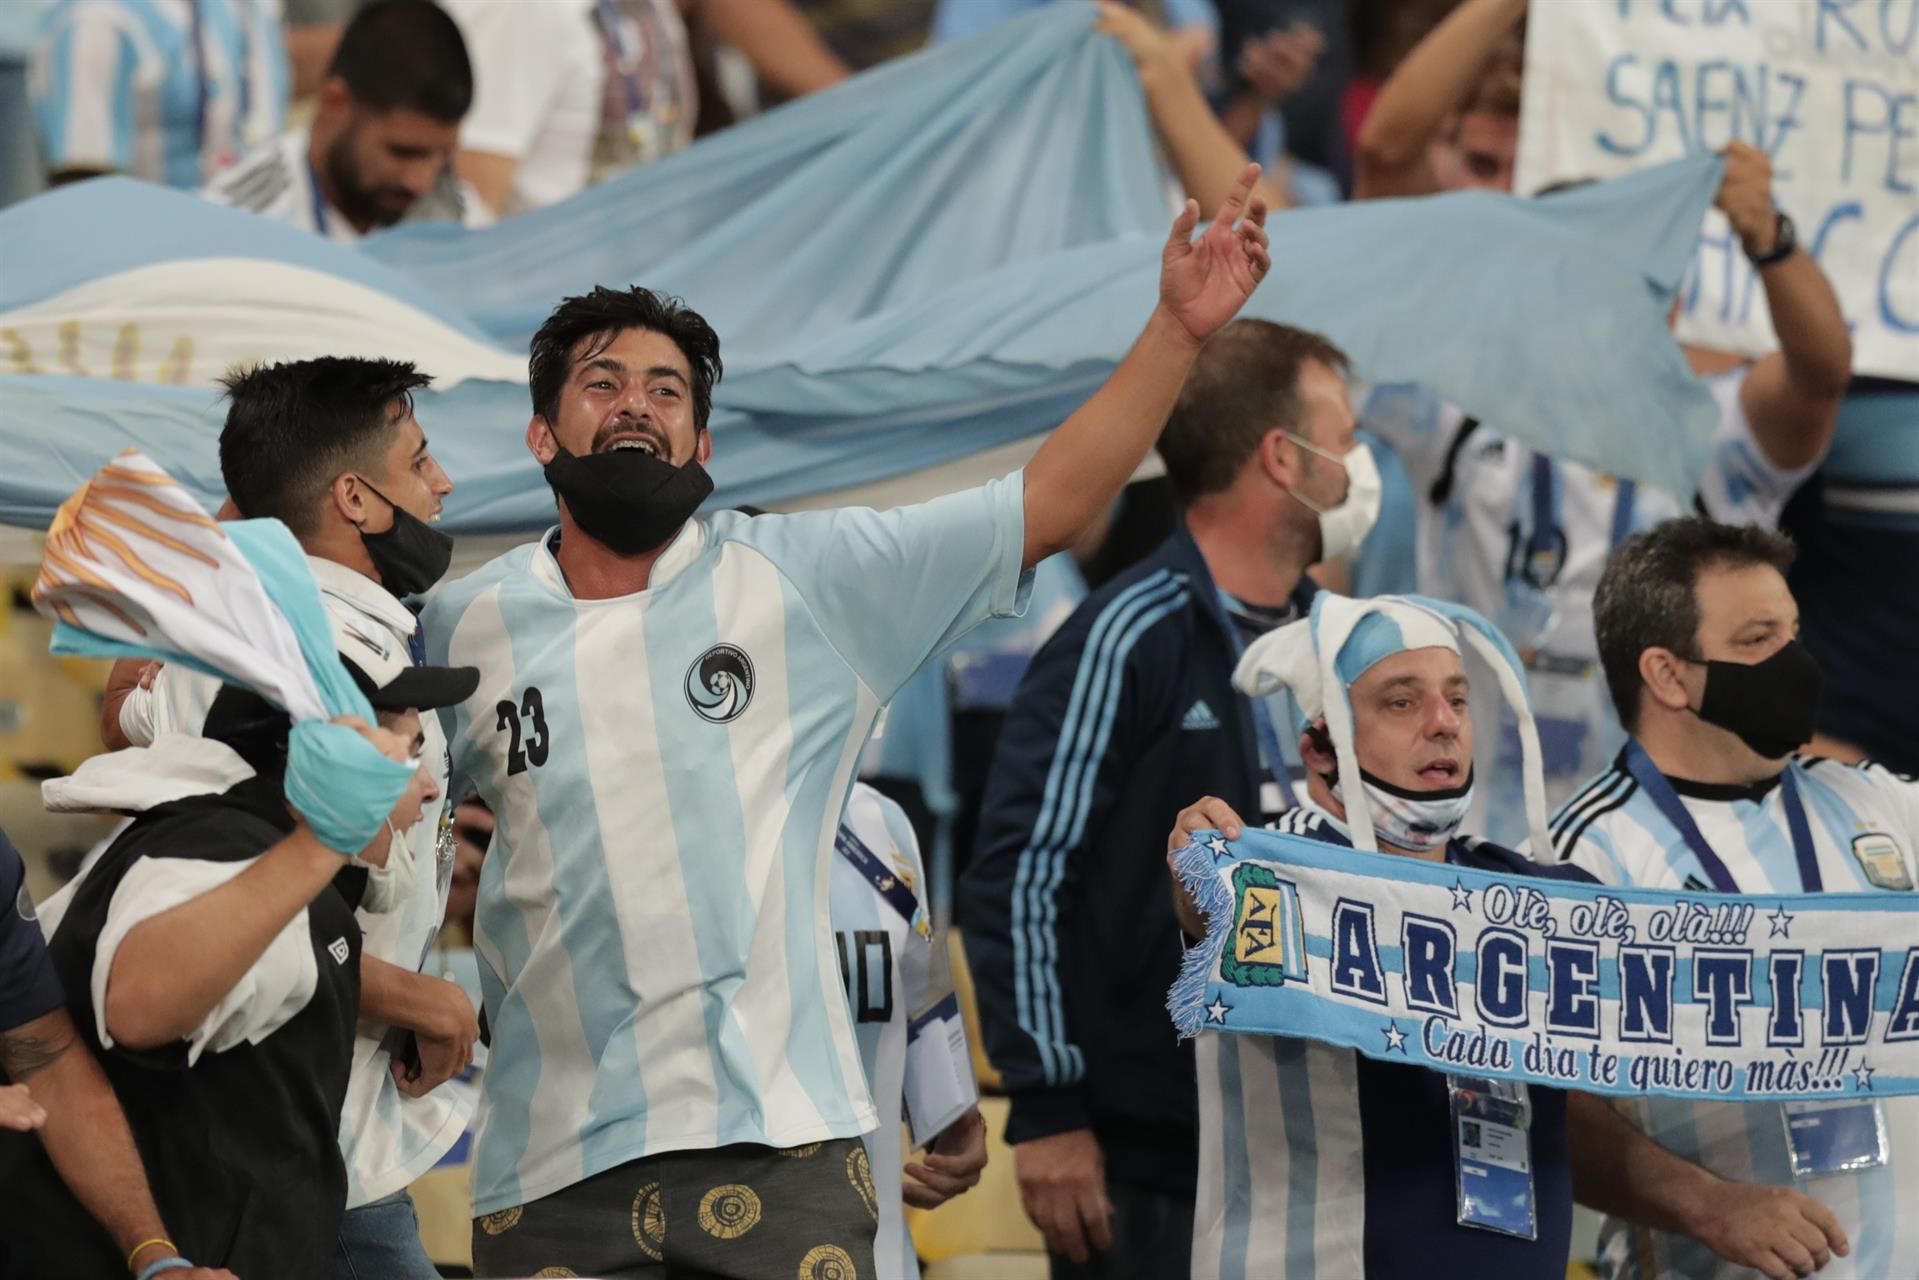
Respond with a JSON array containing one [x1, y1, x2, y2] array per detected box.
[[1526, 457, 1639, 570], [1623, 740, 1821, 893], [834, 824, 921, 927]]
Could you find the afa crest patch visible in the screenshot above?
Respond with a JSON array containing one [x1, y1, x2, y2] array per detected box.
[[1852, 832, 1915, 891], [1220, 863, 1308, 988]]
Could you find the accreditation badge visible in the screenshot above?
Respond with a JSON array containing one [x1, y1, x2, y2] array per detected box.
[[1783, 1100, 1889, 1178], [1450, 1074, 1537, 1240]]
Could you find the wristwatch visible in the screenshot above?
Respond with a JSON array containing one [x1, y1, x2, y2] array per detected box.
[[1747, 210, 1796, 267]]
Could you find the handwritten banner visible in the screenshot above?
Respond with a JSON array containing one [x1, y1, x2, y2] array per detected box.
[[1515, 0, 1919, 382], [1170, 829, 1919, 1100]]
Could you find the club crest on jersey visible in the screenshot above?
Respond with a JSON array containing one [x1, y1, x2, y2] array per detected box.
[[686, 644, 755, 723], [1852, 832, 1914, 891]]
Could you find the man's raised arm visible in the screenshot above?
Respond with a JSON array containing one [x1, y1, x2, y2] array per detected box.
[[1020, 165, 1270, 568]]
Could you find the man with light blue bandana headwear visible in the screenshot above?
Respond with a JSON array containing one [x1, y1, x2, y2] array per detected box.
[[1164, 592, 1599, 1278]]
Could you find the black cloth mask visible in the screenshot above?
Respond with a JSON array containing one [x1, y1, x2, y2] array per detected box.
[[1692, 639, 1825, 760], [355, 480, 452, 598], [543, 443, 713, 555]]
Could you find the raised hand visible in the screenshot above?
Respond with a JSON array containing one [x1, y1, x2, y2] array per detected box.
[[1715, 140, 1778, 257], [1238, 25, 1325, 104], [1159, 163, 1271, 346]]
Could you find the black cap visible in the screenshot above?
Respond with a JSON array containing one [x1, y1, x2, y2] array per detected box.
[[341, 655, 479, 713]]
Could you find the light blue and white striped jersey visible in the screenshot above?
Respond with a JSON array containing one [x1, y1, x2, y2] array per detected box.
[[31, 0, 287, 189], [422, 477, 1028, 1216], [831, 782, 933, 1280], [1360, 371, 1818, 849], [1551, 753, 1919, 1280]]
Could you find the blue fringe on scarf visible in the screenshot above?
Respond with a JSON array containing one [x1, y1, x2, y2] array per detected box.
[[1168, 838, 1235, 1040]]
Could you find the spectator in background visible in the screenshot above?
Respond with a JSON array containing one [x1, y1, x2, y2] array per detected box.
[[204, 0, 477, 240], [0, 0, 54, 208], [1215, 0, 1351, 189], [1351, 0, 1523, 199], [31, 0, 290, 189], [832, 783, 987, 1280], [1354, 144, 1851, 846], [0, 827, 235, 1280], [1098, 2, 1292, 211], [444, 0, 846, 218], [963, 319, 1370, 1279], [1784, 382, 1919, 777], [443, 0, 698, 217]]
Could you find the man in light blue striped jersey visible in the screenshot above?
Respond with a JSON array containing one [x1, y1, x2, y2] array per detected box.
[[427, 167, 1273, 1277], [1556, 517, 1909, 1280], [32, 0, 289, 189]]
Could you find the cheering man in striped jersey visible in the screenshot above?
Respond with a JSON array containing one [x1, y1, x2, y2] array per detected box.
[[426, 167, 1271, 1278]]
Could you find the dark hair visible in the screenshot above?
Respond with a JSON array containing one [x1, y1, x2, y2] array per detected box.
[[1594, 517, 1797, 731], [528, 286, 724, 432], [219, 357, 432, 537], [1157, 319, 1350, 506], [327, 0, 473, 124]]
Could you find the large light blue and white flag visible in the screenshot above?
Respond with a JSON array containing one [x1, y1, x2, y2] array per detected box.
[[0, 6, 1722, 532], [30, 451, 414, 851], [1172, 828, 1919, 1102]]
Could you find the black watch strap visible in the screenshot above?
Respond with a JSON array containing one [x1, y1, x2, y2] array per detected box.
[[1747, 210, 1796, 267]]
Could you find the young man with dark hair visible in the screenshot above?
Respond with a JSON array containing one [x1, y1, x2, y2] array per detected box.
[[1554, 516, 1916, 1280], [99, 356, 473, 1280], [2, 636, 476, 1279], [205, 0, 479, 237], [425, 173, 1271, 1278], [961, 317, 1375, 1278]]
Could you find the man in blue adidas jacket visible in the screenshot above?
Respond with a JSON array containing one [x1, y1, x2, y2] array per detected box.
[[962, 318, 1381, 1279]]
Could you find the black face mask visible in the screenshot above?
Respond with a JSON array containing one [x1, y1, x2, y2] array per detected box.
[[543, 443, 713, 555], [1691, 639, 1824, 760], [355, 480, 453, 598]]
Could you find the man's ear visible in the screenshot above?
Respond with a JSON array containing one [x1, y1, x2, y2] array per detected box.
[[1299, 721, 1337, 779], [329, 473, 369, 528], [1638, 646, 1696, 716], [527, 416, 559, 465], [1257, 427, 1301, 491], [695, 426, 713, 466]]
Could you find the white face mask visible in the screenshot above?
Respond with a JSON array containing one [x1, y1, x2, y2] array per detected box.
[[1333, 768, 1475, 853], [350, 819, 418, 915], [1284, 436, 1382, 562]]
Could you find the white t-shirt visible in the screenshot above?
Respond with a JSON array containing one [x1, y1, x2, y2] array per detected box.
[[440, 0, 694, 216], [1360, 369, 1822, 847]]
